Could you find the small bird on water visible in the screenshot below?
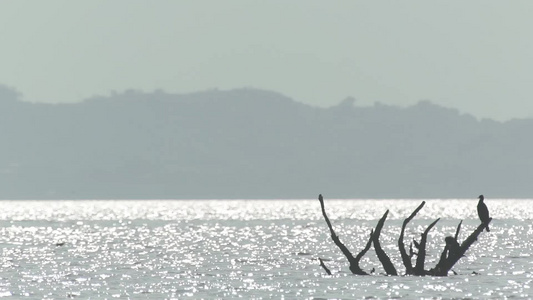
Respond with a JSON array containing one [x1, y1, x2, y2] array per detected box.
[[477, 195, 490, 232]]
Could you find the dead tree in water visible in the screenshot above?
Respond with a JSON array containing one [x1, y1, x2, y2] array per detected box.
[[318, 194, 372, 275], [429, 217, 492, 276], [318, 195, 492, 276], [398, 201, 425, 275]]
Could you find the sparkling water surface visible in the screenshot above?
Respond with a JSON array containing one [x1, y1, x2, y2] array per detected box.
[[0, 199, 531, 299]]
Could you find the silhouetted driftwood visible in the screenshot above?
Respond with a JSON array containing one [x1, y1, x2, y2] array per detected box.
[[372, 210, 398, 275], [431, 220, 464, 275], [413, 218, 440, 275], [318, 194, 370, 275], [318, 195, 492, 276], [433, 220, 463, 274], [398, 201, 425, 275], [454, 220, 462, 240], [356, 229, 374, 268], [318, 258, 332, 275], [429, 217, 493, 276]]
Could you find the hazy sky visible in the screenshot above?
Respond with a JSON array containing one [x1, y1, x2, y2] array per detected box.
[[1, 1, 532, 120]]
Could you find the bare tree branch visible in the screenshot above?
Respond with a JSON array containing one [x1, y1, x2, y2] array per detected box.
[[430, 217, 492, 276], [454, 220, 462, 240], [398, 201, 425, 275], [372, 210, 398, 276], [318, 258, 332, 275], [318, 194, 369, 275], [413, 218, 440, 275]]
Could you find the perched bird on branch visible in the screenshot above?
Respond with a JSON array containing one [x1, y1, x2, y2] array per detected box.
[[477, 195, 490, 232], [445, 236, 461, 257]]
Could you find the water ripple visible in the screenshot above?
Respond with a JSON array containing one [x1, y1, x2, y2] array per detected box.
[[0, 199, 531, 298]]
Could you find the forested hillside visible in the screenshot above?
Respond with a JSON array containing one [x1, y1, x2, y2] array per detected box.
[[0, 86, 531, 199]]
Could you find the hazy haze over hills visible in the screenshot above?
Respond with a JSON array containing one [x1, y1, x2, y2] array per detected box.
[[0, 84, 532, 199], [2, 2, 533, 121]]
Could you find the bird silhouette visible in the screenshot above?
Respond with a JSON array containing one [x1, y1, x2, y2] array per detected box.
[[445, 236, 461, 257], [477, 195, 490, 232]]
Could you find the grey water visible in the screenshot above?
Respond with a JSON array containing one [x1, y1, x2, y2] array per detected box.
[[0, 199, 531, 299]]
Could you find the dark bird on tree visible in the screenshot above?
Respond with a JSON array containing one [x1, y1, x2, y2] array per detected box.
[[477, 195, 490, 232], [445, 236, 461, 257]]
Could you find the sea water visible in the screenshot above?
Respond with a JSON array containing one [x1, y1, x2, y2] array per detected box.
[[0, 199, 531, 299]]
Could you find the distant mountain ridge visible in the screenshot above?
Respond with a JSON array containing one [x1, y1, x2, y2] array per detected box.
[[0, 86, 531, 199]]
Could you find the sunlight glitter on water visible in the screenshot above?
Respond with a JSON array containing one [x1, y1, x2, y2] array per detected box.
[[0, 199, 531, 299], [0, 198, 532, 221]]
